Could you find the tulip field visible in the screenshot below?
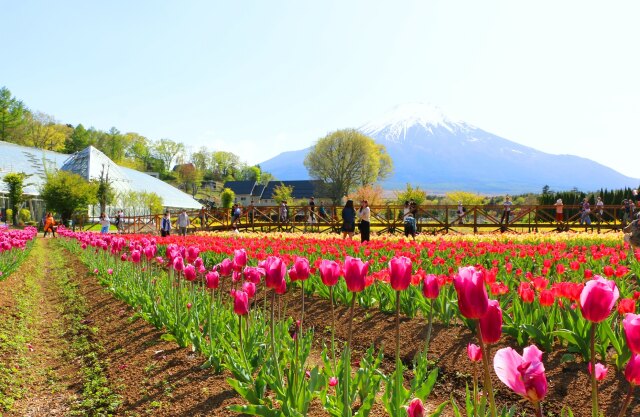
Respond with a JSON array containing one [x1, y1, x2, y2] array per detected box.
[[2, 228, 640, 416]]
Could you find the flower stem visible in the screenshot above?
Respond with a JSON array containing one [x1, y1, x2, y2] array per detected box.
[[424, 299, 434, 363], [616, 384, 635, 417], [395, 290, 402, 415], [343, 294, 356, 417], [270, 291, 281, 386], [476, 323, 496, 417], [590, 322, 599, 417], [301, 280, 305, 333], [330, 286, 336, 372], [534, 401, 543, 417]]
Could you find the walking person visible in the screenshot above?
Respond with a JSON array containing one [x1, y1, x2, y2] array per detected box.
[[99, 212, 110, 234], [358, 200, 371, 242], [160, 211, 171, 237], [580, 198, 592, 229], [404, 213, 417, 241], [341, 199, 356, 239], [43, 212, 56, 238], [308, 196, 316, 224], [596, 196, 604, 222], [318, 202, 328, 222], [177, 209, 190, 236], [116, 209, 125, 234], [456, 201, 465, 225]]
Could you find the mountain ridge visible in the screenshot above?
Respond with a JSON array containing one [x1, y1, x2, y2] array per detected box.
[[260, 104, 639, 194]]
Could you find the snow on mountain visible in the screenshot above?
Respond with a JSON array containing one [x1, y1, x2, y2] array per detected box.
[[259, 104, 639, 194]]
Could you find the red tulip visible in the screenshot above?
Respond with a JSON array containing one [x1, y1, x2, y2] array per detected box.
[[494, 344, 547, 403], [479, 299, 502, 344], [624, 313, 640, 354], [625, 354, 640, 385], [329, 376, 338, 387], [293, 257, 310, 281], [275, 277, 287, 295], [205, 271, 220, 289], [467, 343, 482, 362], [344, 256, 368, 293], [588, 362, 608, 381], [232, 290, 249, 315], [603, 265, 614, 277], [406, 398, 424, 417], [579, 275, 619, 323], [539, 290, 555, 307], [453, 266, 488, 319], [619, 298, 636, 315], [184, 264, 196, 281], [584, 269, 593, 279], [389, 256, 412, 291], [319, 259, 340, 286], [422, 274, 440, 299], [518, 282, 535, 303]]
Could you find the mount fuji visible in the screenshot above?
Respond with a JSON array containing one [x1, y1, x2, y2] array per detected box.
[[259, 103, 639, 194]]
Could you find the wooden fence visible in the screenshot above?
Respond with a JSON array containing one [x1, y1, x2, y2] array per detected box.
[[77, 204, 633, 236]]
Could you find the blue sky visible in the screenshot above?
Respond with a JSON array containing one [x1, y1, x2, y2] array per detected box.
[[2, 1, 639, 179]]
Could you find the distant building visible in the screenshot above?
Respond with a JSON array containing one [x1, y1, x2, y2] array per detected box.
[[223, 179, 331, 206], [0, 141, 202, 221]]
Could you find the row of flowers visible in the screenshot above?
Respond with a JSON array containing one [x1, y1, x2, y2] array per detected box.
[[0, 226, 38, 279], [57, 228, 639, 416]]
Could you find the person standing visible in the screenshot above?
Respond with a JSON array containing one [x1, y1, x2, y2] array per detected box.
[[500, 196, 513, 225], [161, 211, 171, 237], [318, 202, 327, 222], [596, 196, 604, 222], [341, 200, 356, 239], [279, 201, 288, 223], [199, 206, 207, 230], [554, 199, 564, 230], [99, 212, 110, 234], [308, 196, 316, 224], [404, 213, 417, 241], [623, 199, 632, 227], [116, 209, 125, 234], [580, 198, 591, 227], [624, 213, 640, 259], [358, 200, 371, 242], [456, 201, 465, 225], [177, 209, 190, 236]]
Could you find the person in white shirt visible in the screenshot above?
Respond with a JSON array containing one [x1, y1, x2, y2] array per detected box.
[[596, 196, 604, 222], [358, 200, 371, 242], [177, 210, 190, 236], [100, 212, 110, 234], [500, 196, 513, 224]]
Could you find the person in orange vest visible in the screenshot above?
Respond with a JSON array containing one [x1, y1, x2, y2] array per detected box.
[[43, 212, 56, 238]]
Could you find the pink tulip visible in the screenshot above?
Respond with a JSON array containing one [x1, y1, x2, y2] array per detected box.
[[467, 343, 482, 362], [293, 257, 310, 281], [205, 271, 220, 289], [406, 398, 424, 417], [329, 376, 338, 387], [218, 258, 233, 277], [186, 246, 200, 263], [344, 256, 368, 293], [173, 256, 184, 272], [479, 299, 502, 344], [588, 362, 608, 381], [319, 259, 341, 286], [194, 257, 204, 269], [232, 290, 249, 315], [131, 250, 141, 263], [422, 274, 440, 299], [453, 266, 489, 319], [288, 267, 299, 281], [625, 354, 640, 385], [388, 256, 412, 291], [275, 276, 287, 295], [264, 256, 287, 289], [623, 313, 640, 354], [244, 266, 265, 284], [233, 249, 247, 271], [242, 281, 256, 298], [184, 264, 197, 281], [143, 245, 156, 260], [579, 275, 619, 323], [494, 345, 547, 403], [107, 268, 113, 275]]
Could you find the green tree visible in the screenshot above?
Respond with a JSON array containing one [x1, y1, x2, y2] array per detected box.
[[0, 87, 27, 142], [304, 129, 392, 203], [2, 172, 30, 225], [152, 138, 185, 173], [94, 165, 115, 214], [176, 163, 203, 197], [25, 111, 70, 151], [443, 191, 486, 206], [220, 187, 235, 209], [65, 124, 91, 153], [211, 151, 242, 181], [272, 183, 294, 204], [240, 165, 261, 183], [139, 191, 164, 214], [394, 184, 428, 206], [40, 170, 98, 224]]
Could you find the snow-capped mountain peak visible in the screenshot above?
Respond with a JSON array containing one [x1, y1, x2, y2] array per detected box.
[[359, 102, 471, 142]]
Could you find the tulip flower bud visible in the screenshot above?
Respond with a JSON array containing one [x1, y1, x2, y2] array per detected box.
[[579, 275, 619, 323], [467, 343, 482, 362], [389, 256, 412, 291], [422, 274, 440, 299], [479, 299, 502, 344], [406, 398, 424, 417], [588, 362, 607, 381], [453, 266, 488, 319]]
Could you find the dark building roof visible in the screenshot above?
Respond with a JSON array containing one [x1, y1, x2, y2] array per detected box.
[[251, 184, 265, 197], [223, 180, 256, 195], [261, 180, 329, 200]]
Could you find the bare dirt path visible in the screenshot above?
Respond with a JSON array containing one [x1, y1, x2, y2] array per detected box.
[[1, 238, 82, 416]]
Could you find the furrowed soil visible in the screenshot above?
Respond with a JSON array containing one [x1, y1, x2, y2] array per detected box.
[[1, 237, 638, 416]]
